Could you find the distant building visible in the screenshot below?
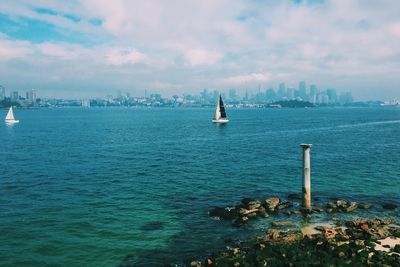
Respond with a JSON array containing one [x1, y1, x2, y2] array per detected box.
[[26, 89, 36, 103], [286, 87, 295, 100], [298, 81, 307, 100], [309, 84, 318, 103], [228, 89, 237, 101], [10, 91, 19, 102], [82, 99, 90, 108], [326, 88, 338, 104], [278, 83, 286, 99], [0, 85, 5, 101], [265, 88, 277, 101], [339, 92, 354, 105]]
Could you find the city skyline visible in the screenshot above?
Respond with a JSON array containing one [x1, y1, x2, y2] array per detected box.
[[0, 1, 400, 100], [0, 80, 356, 103]]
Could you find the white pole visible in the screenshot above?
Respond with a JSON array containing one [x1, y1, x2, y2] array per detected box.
[[300, 144, 312, 210]]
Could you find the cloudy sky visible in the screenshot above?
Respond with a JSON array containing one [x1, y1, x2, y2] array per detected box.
[[0, 0, 399, 100]]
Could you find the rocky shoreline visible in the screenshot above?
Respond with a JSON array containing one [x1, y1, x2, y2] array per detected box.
[[180, 195, 400, 267]]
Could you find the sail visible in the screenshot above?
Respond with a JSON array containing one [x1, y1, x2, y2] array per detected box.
[[5, 107, 15, 121], [214, 98, 221, 120], [218, 96, 227, 119]]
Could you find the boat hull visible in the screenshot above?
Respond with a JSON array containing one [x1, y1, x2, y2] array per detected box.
[[212, 119, 229, 123], [5, 119, 19, 124]]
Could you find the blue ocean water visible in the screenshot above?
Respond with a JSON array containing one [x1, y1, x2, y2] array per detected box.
[[0, 107, 399, 266]]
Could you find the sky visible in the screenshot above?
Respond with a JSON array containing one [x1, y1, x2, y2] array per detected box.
[[0, 0, 399, 100]]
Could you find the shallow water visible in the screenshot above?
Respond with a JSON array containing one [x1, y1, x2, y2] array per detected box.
[[0, 107, 399, 266]]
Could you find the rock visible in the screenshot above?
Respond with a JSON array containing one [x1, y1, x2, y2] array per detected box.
[[265, 197, 280, 211], [359, 203, 372, 209], [312, 206, 324, 213], [355, 239, 365, 247], [204, 257, 214, 267], [247, 200, 261, 210], [260, 229, 302, 245], [271, 221, 296, 227], [190, 260, 202, 267], [247, 212, 257, 219], [209, 207, 237, 220], [345, 202, 358, 212], [257, 206, 268, 217], [382, 203, 397, 210], [239, 208, 258, 216], [276, 202, 292, 210], [336, 199, 349, 209], [232, 247, 240, 255], [241, 198, 255, 205], [232, 216, 249, 227], [280, 230, 303, 244]]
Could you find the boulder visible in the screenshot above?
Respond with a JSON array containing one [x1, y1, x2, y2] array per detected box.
[[247, 200, 262, 210], [265, 197, 280, 211], [345, 202, 358, 212], [204, 257, 214, 267], [257, 206, 268, 217], [190, 261, 202, 267], [239, 208, 258, 216], [276, 202, 292, 210]]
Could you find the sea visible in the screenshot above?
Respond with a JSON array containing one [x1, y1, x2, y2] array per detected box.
[[0, 107, 399, 266]]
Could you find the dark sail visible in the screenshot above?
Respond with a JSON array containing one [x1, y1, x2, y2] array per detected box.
[[219, 96, 227, 118]]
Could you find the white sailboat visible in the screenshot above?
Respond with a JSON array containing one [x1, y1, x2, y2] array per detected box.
[[5, 106, 19, 124], [212, 95, 229, 123]]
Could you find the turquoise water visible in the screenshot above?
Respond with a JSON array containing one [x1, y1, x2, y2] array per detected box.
[[0, 107, 399, 266]]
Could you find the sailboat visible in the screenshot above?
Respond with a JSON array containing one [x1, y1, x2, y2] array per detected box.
[[5, 106, 19, 124], [212, 95, 229, 123]]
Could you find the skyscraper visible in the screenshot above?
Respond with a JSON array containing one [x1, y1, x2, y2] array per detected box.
[[11, 91, 19, 102], [278, 83, 286, 99], [286, 87, 295, 100], [0, 85, 5, 101], [326, 89, 338, 104], [26, 89, 36, 103], [309, 84, 318, 103], [298, 81, 307, 100]]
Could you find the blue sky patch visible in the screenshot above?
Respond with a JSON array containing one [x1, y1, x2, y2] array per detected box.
[[0, 13, 96, 45]]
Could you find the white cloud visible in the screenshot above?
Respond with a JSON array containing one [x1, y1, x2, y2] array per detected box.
[[1, 0, 400, 99], [221, 73, 271, 85], [184, 49, 223, 67], [0, 38, 32, 61], [105, 48, 147, 65]]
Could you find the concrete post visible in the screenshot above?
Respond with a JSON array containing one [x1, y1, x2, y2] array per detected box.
[[300, 144, 312, 210]]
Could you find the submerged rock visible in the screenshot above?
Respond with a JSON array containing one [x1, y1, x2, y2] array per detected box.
[[359, 203, 372, 209], [209, 207, 237, 220], [382, 203, 398, 210], [139, 221, 164, 231]]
